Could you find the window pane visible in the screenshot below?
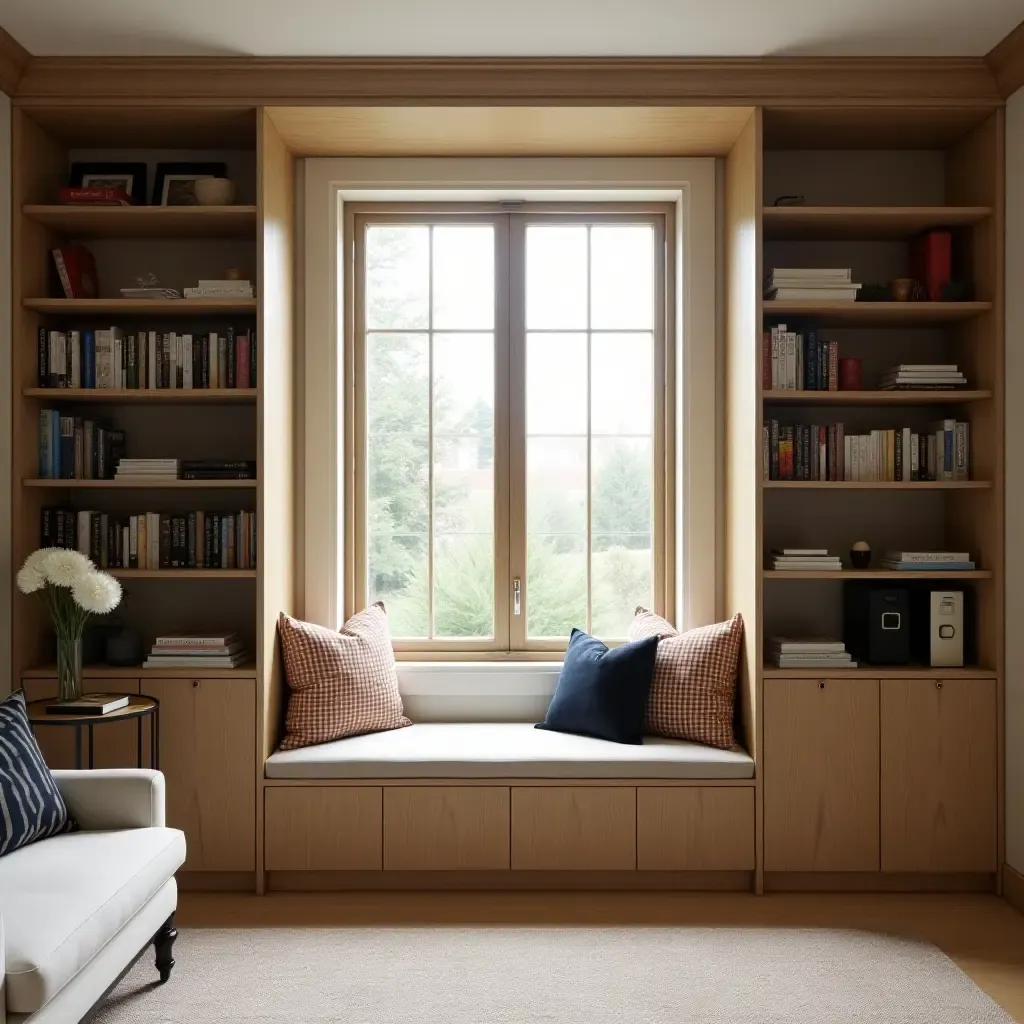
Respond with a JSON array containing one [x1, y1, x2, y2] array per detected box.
[[435, 535, 494, 638], [526, 226, 587, 329], [527, 437, 587, 536], [527, 535, 587, 638], [591, 537, 652, 639], [365, 225, 429, 330], [591, 333, 654, 436], [434, 333, 494, 437], [368, 534, 429, 638], [433, 226, 495, 330], [591, 438, 653, 537], [526, 333, 587, 435], [591, 224, 655, 330], [366, 333, 428, 436]]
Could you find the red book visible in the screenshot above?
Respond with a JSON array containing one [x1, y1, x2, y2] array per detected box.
[[57, 186, 135, 206], [236, 331, 250, 389], [911, 230, 952, 302], [52, 244, 99, 299], [762, 330, 771, 390]]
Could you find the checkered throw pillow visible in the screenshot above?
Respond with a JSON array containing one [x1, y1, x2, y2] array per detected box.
[[278, 604, 411, 750], [628, 609, 744, 751]]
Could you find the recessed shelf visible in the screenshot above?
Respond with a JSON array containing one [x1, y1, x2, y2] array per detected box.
[[22, 204, 257, 239], [762, 205, 991, 241], [23, 388, 257, 404], [762, 480, 991, 490], [23, 298, 257, 315], [22, 663, 257, 680], [764, 569, 992, 580], [24, 478, 257, 489], [762, 389, 992, 406], [762, 665, 997, 680], [108, 569, 257, 579], [763, 300, 992, 326]]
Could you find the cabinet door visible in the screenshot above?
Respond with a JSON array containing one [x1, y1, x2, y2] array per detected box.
[[146, 678, 256, 872], [764, 678, 879, 872], [23, 678, 79, 770], [881, 678, 997, 872]]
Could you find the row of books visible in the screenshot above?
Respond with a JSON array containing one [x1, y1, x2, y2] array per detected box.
[[768, 636, 856, 669], [764, 268, 861, 302], [41, 508, 258, 570], [770, 548, 842, 571], [763, 324, 843, 391], [763, 420, 970, 482], [143, 633, 248, 670], [115, 459, 256, 482], [37, 327, 257, 390], [39, 411, 124, 480]]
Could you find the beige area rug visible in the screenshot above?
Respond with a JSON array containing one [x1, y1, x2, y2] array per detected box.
[[92, 926, 1014, 1023]]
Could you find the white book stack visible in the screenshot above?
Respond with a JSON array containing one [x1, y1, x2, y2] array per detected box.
[[183, 279, 254, 299], [143, 632, 248, 669], [768, 636, 856, 669], [770, 548, 843, 571], [878, 364, 967, 390], [115, 458, 180, 482], [764, 268, 861, 302]]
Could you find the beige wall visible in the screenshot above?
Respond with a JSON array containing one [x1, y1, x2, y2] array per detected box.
[[0, 91, 10, 697], [1007, 86, 1024, 874]]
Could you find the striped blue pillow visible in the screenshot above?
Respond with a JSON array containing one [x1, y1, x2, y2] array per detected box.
[[0, 692, 75, 856]]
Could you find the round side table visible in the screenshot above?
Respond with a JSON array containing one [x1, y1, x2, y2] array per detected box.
[[27, 695, 160, 771]]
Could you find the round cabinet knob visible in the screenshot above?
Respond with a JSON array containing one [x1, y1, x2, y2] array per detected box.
[[192, 680, 200, 688], [818, 681, 826, 690], [935, 680, 943, 690]]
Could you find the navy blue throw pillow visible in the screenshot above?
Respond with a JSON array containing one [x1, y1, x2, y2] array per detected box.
[[536, 629, 659, 745], [0, 692, 75, 857]]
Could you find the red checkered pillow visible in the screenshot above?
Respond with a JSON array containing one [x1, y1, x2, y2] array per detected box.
[[277, 604, 411, 750], [628, 609, 744, 751]]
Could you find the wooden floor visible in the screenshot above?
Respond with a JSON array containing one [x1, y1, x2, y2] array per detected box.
[[179, 891, 1024, 1021]]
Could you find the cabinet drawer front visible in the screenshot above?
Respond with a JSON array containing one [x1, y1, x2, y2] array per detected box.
[[511, 787, 636, 871], [265, 787, 383, 870], [881, 678, 997, 873], [637, 787, 754, 871], [383, 787, 509, 871]]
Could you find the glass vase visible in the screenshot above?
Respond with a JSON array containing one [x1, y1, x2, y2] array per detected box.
[[56, 636, 83, 703]]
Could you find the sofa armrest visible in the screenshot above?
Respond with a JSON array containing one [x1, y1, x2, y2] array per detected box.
[[52, 769, 166, 830]]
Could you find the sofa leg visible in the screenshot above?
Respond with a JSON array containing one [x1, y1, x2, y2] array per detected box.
[[153, 914, 177, 983]]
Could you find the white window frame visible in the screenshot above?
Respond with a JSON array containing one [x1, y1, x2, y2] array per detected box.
[[303, 158, 717, 660]]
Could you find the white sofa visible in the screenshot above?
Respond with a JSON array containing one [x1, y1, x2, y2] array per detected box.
[[0, 770, 186, 1024]]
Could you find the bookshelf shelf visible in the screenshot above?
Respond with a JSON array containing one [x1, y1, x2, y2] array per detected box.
[[762, 300, 992, 326], [763, 569, 992, 580], [22, 663, 258, 680], [23, 298, 257, 315], [24, 479, 257, 489], [108, 569, 257, 579], [23, 204, 258, 239], [762, 665, 997, 680], [762, 389, 992, 406], [762, 205, 991, 241], [762, 480, 991, 490], [23, 388, 257, 404]]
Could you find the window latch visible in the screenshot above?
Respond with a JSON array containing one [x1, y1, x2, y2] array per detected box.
[[513, 577, 521, 616]]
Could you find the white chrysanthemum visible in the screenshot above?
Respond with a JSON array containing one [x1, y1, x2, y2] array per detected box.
[[16, 548, 59, 593], [72, 571, 122, 615], [40, 549, 95, 588]]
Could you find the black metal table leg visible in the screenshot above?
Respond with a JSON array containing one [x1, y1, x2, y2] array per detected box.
[[152, 708, 159, 770], [137, 715, 143, 768]]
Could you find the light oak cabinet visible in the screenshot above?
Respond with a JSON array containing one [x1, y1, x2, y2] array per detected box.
[[880, 678, 997, 873], [146, 678, 256, 872], [764, 678, 880, 872]]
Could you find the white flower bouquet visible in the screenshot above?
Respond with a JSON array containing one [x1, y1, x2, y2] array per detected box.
[[17, 548, 123, 702]]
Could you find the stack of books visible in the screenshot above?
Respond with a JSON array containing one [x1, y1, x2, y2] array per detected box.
[[878, 551, 976, 572], [184, 279, 255, 299], [115, 458, 179, 483], [144, 633, 248, 669], [764, 269, 861, 302], [770, 548, 843, 571], [768, 636, 856, 669], [879, 364, 967, 390], [180, 460, 256, 481]]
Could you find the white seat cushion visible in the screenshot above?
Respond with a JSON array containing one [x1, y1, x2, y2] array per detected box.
[[265, 722, 754, 779], [0, 826, 185, 1014]]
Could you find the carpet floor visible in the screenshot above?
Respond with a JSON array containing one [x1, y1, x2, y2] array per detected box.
[[92, 926, 1015, 1023]]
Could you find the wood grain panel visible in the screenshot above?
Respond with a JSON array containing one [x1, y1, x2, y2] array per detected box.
[[0, 25, 30, 96], [383, 787, 510, 871], [637, 787, 754, 871], [22, 677, 77, 770], [265, 787, 382, 871], [511, 787, 636, 871], [146, 678, 256, 872], [87, 679, 147, 769], [764, 678, 880, 872], [987, 17, 1024, 98], [881, 678, 997, 873]]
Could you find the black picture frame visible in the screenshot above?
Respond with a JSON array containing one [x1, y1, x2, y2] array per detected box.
[[69, 162, 148, 204], [152, 162, 227, 206]]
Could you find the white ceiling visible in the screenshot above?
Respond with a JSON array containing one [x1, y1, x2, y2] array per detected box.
[[2, 0, 1021, 57]]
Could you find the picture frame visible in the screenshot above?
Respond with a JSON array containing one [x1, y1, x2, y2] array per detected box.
[[153, 162, 227, 206], [69, 162, 148, 204]]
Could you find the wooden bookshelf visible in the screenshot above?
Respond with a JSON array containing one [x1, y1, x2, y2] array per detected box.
[[762, 480, 992, 490], [23, 388, 257, 404], [761, 665, 997, 680], [762, 205, 991, 240], [762, 299, 991, 326], [22, 663, 258, 680], [24, 479, 257, 489], [763, 569, 992, 580], [22, 204, 258, 239], [762, 389, 991, 406], [23, 298, 257, 315], [107, 569, 258, 579]]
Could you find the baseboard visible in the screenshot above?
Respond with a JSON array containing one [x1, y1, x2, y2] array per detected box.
[[764, 871, 996, 893], [1003, 863, 1024, 914], [266, 870, 754, 892], [177, 871, 257, 892]]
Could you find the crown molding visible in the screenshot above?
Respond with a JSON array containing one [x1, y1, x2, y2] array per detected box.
[[987, 19, 1024, 98], [0, 24, 30, 96], [11, 56, 1002, 106]]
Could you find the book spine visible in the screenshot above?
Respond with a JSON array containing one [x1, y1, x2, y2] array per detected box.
[[148, 332, 157, 390], [53, 249, 73, 299], [227, 326, 237, 388], [895, 428, 903, 483], [183, 335, 193, 390], [159, 515, 171, 569], [786, 332, 796, 390], [129, 515, 138, 569], [250, 329, 257, 388], [38, 327, 48, 387], [237, 330, 250, 389], [68, 331, 81, 388], [805, 329, 818, 391], [762, 331, 771, 391], [209, 332, 219, 389], [762, 422, 769, 480], [48, 331, 61, 388], [828, 340, 839, 391], [218, 334, 228, 389], [770, 419, 779, 480]]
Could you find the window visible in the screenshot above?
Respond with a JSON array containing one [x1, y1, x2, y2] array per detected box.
[[347, 205, 670, 653]]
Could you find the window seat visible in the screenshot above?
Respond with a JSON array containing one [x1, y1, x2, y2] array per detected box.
[[265, 722, 754, 780]]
